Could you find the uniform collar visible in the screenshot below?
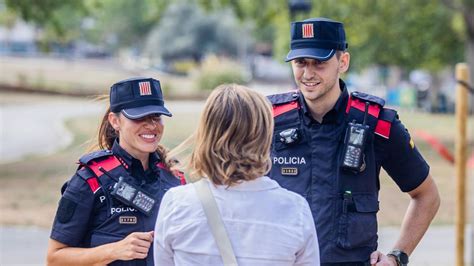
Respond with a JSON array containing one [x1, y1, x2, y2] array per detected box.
[[300, 79, 349, 125], [209, 176, 280, 192], [111, 139, 161, 175]]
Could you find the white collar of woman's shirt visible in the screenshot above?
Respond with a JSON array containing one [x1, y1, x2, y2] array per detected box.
[[204, 176, 280, 192]]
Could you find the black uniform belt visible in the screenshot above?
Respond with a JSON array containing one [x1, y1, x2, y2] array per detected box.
[[322, 262, 370, 266]]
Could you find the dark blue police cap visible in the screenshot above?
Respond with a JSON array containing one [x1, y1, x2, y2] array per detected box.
[[285, 17, 348, 62], [110, 77, 172, 119]]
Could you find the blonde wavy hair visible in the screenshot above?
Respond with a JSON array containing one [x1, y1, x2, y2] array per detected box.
[[171, 84, 274, 186]]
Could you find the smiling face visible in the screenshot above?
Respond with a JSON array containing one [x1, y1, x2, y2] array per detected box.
[[108, 112, 163, 161], [291, 52, 350, 103]]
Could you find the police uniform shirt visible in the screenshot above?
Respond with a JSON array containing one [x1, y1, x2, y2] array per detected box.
[[297, 80, 429, 192], [269, 79, 429, 263], [50, 140, 179, 258]]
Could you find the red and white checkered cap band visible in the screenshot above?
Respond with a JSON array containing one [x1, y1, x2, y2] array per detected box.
[[302, 23, 314, 38], [139, 81, 152, 96]]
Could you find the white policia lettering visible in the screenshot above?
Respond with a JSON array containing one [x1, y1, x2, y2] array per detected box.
[[99, 196, 106, 203], [111, 207, 136, 215], [273, 157, 307, 165]]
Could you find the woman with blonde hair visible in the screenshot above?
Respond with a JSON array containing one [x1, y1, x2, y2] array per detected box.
[[154, 84, 320, 265], [47, 77, 183, 266]]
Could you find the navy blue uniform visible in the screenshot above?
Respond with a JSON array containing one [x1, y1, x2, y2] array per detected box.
[[268, 80, 429, 264], [50, 141, 182, 266]]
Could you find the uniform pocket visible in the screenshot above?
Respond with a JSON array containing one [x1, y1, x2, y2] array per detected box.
[[336, 193, 379, 249]]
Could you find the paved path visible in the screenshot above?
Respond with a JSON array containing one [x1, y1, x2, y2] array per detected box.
[[0, 96, 103, 164], [0, 94, 205, 164], [0, 225, 471, 265]]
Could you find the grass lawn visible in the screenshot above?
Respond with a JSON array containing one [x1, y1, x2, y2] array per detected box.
[[0, 104, 472, 228]]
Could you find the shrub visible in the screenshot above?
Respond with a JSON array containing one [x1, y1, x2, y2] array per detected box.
[[195, 56, 249, 91]]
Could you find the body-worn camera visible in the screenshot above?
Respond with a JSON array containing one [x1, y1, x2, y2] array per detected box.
[[279, 128, 299, 144], [341, 103, 370, 173]]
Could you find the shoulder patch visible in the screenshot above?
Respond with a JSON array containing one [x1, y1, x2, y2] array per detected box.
[[267, 91, 299, 105], [351, 91, 385, 107], [78, 150, 113, 165], [56, 197, 77, 223]]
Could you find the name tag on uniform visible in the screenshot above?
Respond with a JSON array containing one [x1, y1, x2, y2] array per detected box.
[[119, 216, 137, 224], [281, 167, 298, 176]]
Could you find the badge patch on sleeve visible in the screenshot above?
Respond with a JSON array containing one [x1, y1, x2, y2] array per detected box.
[[281, 167, 298, 176], [56, 197, 77, 223], [409, 138, 415, 149]]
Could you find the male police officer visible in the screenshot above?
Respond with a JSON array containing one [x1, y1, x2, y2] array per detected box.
[[268, 17, 440, 266]]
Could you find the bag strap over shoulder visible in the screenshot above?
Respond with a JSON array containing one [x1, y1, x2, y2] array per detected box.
[[193, 179, 238, 266]]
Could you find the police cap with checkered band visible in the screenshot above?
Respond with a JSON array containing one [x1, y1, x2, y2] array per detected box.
[[285, 17, 348, 62], [110, 77, 172, 119]]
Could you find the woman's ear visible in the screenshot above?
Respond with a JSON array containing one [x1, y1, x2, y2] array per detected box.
[[108, 112, 120, 131]]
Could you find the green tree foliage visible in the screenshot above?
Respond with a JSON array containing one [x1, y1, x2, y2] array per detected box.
[[4, 0, 170, 49], [207, 0, 465, 73], [5, 0, 88, 42], [4, 0, 471, 75], [89, 0, 168, 49], [441, 0, 474, 82], [144, 1, 251, 63]]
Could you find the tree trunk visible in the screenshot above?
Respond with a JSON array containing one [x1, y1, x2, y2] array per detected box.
[[461, 7, 474, 266], [462, 5, 474, 114]]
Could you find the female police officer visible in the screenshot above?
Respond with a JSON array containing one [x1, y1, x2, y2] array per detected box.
[[46, 77, 183, 266]]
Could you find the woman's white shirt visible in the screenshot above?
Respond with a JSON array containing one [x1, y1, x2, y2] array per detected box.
[[154, 176, 320, 266]]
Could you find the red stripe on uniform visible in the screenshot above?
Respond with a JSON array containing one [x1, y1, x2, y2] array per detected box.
[[345, 96, 352, 113], [347, 98, 381, 118], [374, 119, 391, 139], [272, 101, 299, 117], [157, 162, 167, 169], [88, 156, 122, 177], [86, 177, 100, 193], [176, 171, 186, 185]]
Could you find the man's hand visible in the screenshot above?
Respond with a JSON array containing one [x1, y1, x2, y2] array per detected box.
[[370, 250, 398, 266], [111, 231, 154, 261]]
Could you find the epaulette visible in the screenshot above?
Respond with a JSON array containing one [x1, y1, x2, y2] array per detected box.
[[78, 150, 113, 165], [76, 150, 122, 193], [267, 92, 300, 117], [345, 91, 394, 139], [267, 91, 299, 105], [350, 91, 385, 107]]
